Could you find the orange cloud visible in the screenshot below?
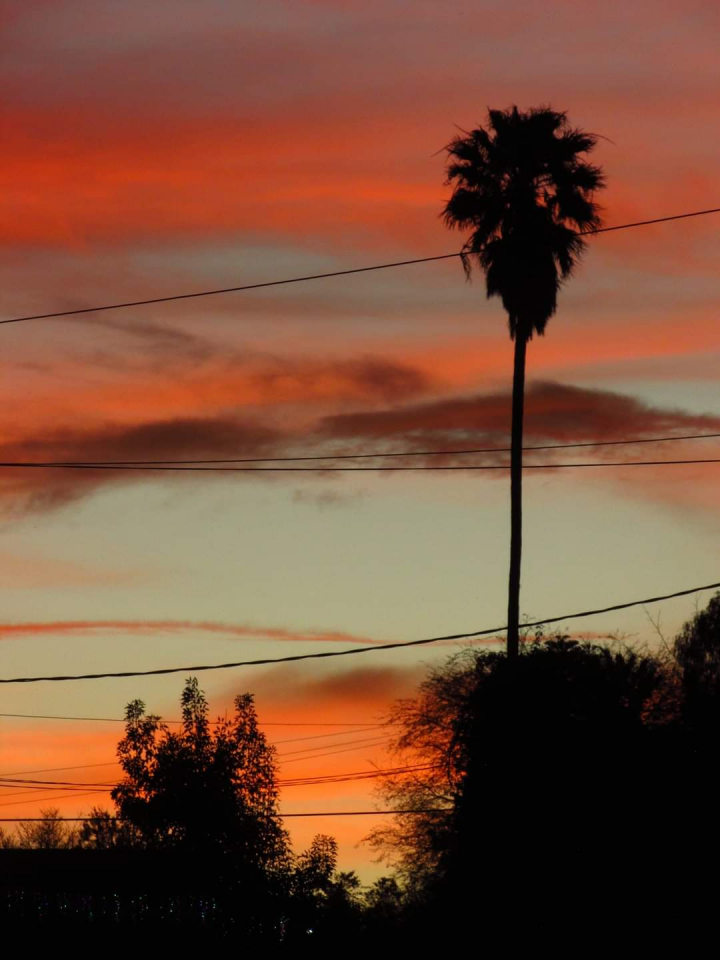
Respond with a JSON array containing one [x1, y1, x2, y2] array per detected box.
[[0, 347, 431, 439], [0, 378, 717, 514], [0, 346, 434, 511], [0, 550, 138, 589], [0, 620, 379, 650], [1, 107, 442, 252]]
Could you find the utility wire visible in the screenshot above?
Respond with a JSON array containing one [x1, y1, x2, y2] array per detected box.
[[279, 809, 448, 818], [3, 207, 719, 326], [0, 809, 449, 820], [0, 779, 114, 789], [0, 744, 393, 803], [0, 746, 406, 776], [275, 726, 384, 745], [0, 713, 390, 726], [2, 431, 720, 469], [279, 738, 392, 765], [0, 736, 392, 785], [0, 763, 433, 792], [0, 762, 119, 778], [2, 456, 720, 473], [1, 579, 717, 684], [0, 725, 383, 752], [0, 789, 113, 808], [278, 735, 391, 758], [280, 764, 436, 787]]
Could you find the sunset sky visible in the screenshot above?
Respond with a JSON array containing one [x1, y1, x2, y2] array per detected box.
[[1, 0, 719, 879]]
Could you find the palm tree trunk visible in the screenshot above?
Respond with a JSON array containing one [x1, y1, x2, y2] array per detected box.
[[507, 333, 527, 660]]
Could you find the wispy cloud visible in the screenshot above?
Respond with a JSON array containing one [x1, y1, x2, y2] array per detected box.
[[0, 619, 379, 646], [320, 381, 720, 452], [0, 379, 718, 515], [0, 415, 283, 514], [245, 662, 427, 717]]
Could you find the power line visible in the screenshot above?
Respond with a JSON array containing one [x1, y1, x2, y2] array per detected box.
[[280, 764, 436, 787], [0, 789, 112, 808], [0, 779, 113, 789], [3, 207, 719, 326], [279, 809, 447, 818], [2, 456, 720, 473], [278, 735, 391, 758], [0, 763, 433, 792], [0, 256, 458, 326], [0, 744, 394, 803], [2, 431, 720, 471], [0, 737, 392, 799], [0, 809, 449, 821], [0, 712, 390, 726], [5, 727, 379, 752], [1, 579, 717, 685], [0, 736, 393, 784], [279, 738, 392, 765], [275, 726, 384, 745], [0, 787, 111, 802], [0, 762, 119, 777]]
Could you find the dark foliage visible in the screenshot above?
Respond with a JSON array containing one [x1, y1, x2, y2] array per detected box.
[[10, 594, 720, 948], [674, 592, 720, 733], [442, 104, 604, 341], [112, 677, 289, 869], [373, 635, 706, 948], [104, 678, 290, 941]]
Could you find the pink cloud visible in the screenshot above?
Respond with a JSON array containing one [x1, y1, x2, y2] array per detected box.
[[0, 619, 378, 646], [319, 381, 720, 449]]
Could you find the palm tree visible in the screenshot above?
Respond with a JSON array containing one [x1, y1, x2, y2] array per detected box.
[[442, 106, 605, 659]]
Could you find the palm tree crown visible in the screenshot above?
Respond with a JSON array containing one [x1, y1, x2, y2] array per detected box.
[[442, 106, 605, 660], [442, 105, 605, 340]]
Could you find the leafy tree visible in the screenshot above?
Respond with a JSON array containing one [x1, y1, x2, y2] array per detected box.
[[0, 826, 16, 849], [363, 875, 405, 918], [111, 677, 289, 871], [16, 807, 77, 849], [76, 806, 141, 850], [442, 107, 605, 657], [673, 591, 720, 732], [667, 592, 720, 870], [286, 834, 362, 945], [293, 833, 338, 896], [371, 639, 676, 944], [367, 651, 475, 889]]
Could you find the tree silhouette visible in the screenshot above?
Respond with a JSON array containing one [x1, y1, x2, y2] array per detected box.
[[15, 808, 77, 849], [372, 638, 677, 946], [442, 106, 605, 657], [76, 806, 141, 850], [111, 677, 289, 872], [285, 833, 363, 944], [367, 651, 473, 889], [673, 591, 720, 733]]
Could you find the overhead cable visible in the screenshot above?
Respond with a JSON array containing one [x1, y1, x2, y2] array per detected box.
[[2, 430, 719, 467], [1, 579, 717, 684], [0, 763, 434, 792], [0, 809, 449, 821], [3, 207, 719, 326], [0, 712, 389, 726], [2, 456, 720, 473]]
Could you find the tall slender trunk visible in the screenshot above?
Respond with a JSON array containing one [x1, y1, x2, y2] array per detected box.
[[506, 333, 527, 660]]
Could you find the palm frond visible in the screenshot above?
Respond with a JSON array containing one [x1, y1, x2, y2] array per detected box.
[[443, 105, 605, 339]]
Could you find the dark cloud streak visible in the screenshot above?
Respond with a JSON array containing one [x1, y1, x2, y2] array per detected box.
[[2, 380, 719, 515], [319, 382, 720, 456], [0, 416, 284, 514]]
